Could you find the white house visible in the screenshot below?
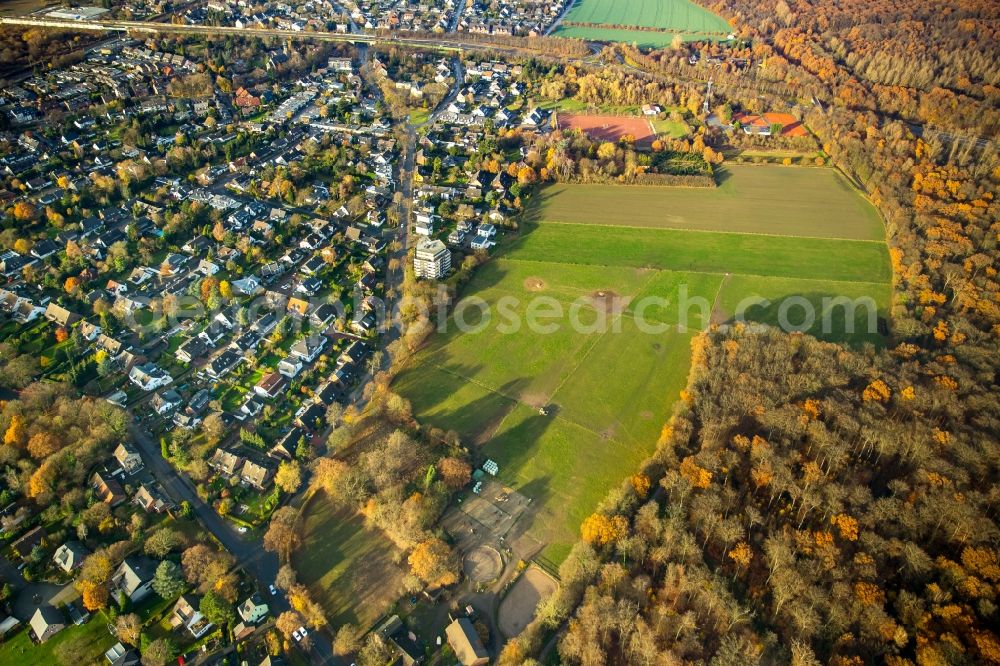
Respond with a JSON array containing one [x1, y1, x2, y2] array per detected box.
[[237, 594, 269, 624], [278, 357, 304, 378], [128, 363, 173, 391], [53, 541, 89, 573], [289, 336, 326, 364], [413, 212, 438, 236]]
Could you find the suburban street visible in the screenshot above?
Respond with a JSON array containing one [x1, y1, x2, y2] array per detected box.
[[105, 30, 472, 665]]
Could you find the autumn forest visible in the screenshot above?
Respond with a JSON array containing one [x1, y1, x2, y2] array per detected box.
[[496, 0, 1000, 664]]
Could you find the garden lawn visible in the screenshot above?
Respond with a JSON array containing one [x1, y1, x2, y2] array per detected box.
[[0, 613, 114, 666], [294, 498, 407, 630]]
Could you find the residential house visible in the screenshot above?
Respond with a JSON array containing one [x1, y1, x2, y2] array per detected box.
[[254, 372, 287, 400], [357, 272, 378, 293], [104, 642, 141, 666], [134, 484, 173, 513], [232, 275, 263, 295], [128, 362, 173, 391], [29, 606, 65, 642], [237, 594, 270, 624], [173, 411, 202, 430], [310, 303, 337, 329], [286, 296, 312, 318], [215, 306, 240, 329], [289, 336, 326, 364], [232, 621, 255, 641], [314, 380, 340, 406], [239, 394, 265, 420], [375, 615, 423, 666], [91, 470, 126, 506], [413, 212, 437, 236], [295, 402, 326, 432], [277, 356, 303, 378], [199, 320, 229, 347], [198, 259, 220, 276], [176, 336, 208, 364], [113, 442, 143, 475], [240, 458, 277, 490], [470, 235, 493, 251], [110, 556, 158, 603], [209, 448, 244, 477], [351, 311, 377, 336], [79, 320, 102, 341], [269, 427, 303, 461], [0, 613, 20, 639], [0, 251, 34, 278], [296, 276, 323, 296], [11, 526, 46, 560], [205, 349, 243, 379], [151, 388, 183, 415], [299, 255, 326, 276], [65, 601, 89, 626], [169, 595, 214, 639], [53, 541, 89, 573], [232, 329, 262, 354], [340, 341, 368, 366], [44, 302, 80, 327], [251, 311, 278, 336]]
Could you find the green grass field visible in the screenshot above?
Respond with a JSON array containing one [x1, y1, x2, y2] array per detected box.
[[651, 118, 690, 138], [294, 496, 407, 629], [0, 612, 113, 665], [530, 165, 885, 240], [394, 262, 703, 565], [507, 223, 890, 282], [395, 165, 890, 566], [715, 275, 891, 347], [554, 25, 722, 47], [554, 0, 731, 45]]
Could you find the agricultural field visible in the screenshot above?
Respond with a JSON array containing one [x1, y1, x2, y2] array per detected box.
[[0, 0, 58, 17], [294, 496, 408, 629], [554, 0, 731, 45], [395, 165, 890, 566], [529, 165, 886, 240], [553, 25, 720, 48]]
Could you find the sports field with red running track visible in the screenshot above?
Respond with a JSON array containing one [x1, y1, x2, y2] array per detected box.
[[557, 113, 657, 145]]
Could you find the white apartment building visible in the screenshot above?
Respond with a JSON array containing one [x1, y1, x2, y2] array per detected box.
[[414, 238, 451, 279]]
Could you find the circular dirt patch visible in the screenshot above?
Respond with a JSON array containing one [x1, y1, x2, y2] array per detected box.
[[464, 546, 503, 583], [524, 277, 547, 292], [589, 290, 623, 314], [521, 393, 549, 410], [498, 566, 559, 638]]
